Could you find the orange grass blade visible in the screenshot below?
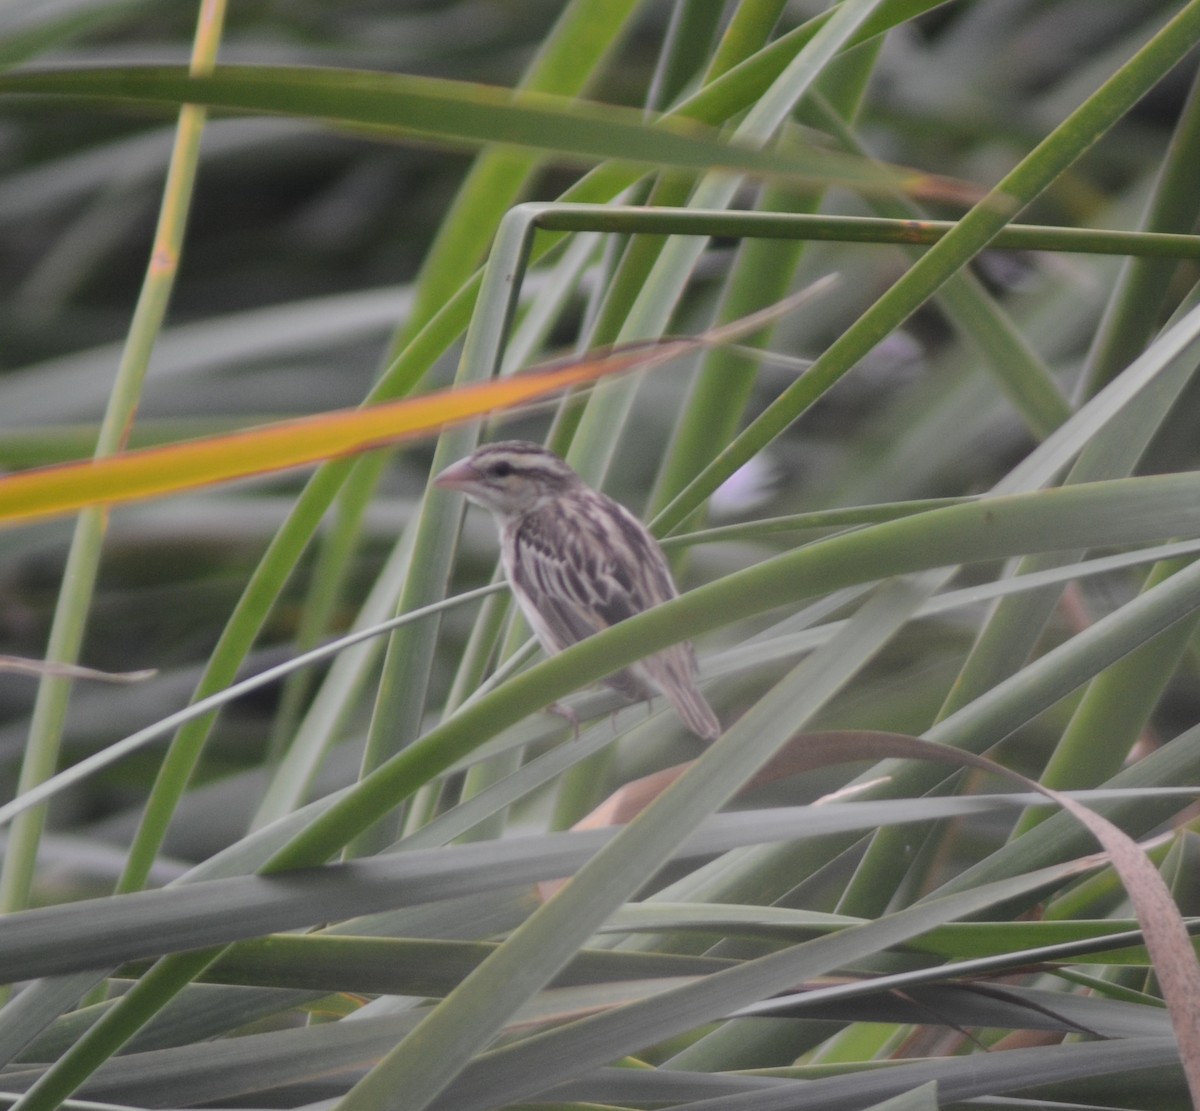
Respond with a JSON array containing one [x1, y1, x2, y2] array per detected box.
[[0, 278, 835, 525], [0, 342, 687, 526]]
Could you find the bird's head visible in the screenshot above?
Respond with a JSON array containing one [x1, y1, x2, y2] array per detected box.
[[433, 441, 581, 517]]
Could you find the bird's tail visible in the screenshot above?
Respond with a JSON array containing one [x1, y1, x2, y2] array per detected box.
[[669, 683, 721, 741], [649, 648, 720, 741]]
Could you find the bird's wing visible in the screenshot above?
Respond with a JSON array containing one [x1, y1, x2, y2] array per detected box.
[[506, 494, 676, 652]]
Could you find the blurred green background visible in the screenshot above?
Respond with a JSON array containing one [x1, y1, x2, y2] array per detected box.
[[1, 2, 1199, 1108]]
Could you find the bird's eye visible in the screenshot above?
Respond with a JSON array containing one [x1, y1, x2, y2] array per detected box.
[[487, 460, 514, 479]]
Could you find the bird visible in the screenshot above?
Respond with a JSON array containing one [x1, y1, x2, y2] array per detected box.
[[434, 440, 720, 740]]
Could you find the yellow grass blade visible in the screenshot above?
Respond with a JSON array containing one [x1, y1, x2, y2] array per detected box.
[[0, 282, 830, 525], [0, 342, 683, 525]]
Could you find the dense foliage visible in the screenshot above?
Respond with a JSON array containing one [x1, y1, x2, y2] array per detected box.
[[0, 2, 1199, 1109]]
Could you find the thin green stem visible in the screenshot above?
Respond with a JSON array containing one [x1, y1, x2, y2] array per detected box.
[[0, 0, 228, 930]]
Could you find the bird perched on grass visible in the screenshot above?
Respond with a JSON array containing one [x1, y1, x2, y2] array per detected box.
[[435, 441, 720, 740]]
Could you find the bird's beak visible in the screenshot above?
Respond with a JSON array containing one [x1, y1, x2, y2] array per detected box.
[[432, 458, 478, 492]]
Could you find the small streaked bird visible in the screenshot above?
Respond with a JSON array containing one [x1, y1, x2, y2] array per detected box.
[[435, 441, 720, 740]]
